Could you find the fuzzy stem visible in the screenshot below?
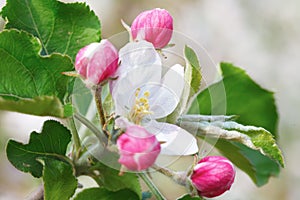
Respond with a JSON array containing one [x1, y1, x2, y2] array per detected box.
[[152, 164, 188, 186], [139, 172, 165, 200], [94, 86, 106, 130], [151, 164, 175, 178]]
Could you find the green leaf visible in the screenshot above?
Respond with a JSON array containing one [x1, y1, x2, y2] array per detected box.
[[0, 30, 73, 117], [63, 103, 75, 117], [219, 121, 284, 167], [184, 45, 202, 100], [180, 120, 284, 167], [42, 157, 77, 200], [72, 78, 94, 116], [0, 95, 65, 117], [179, 120, 282, 186], [215, 140, 280, 186], [189, 62, 278, 136], [91, 162, 142, 199], [1, 0, 101, 59], [167, 45, 202, 122], [177, 194, 203, 200], [188, 63, 281, 186], [6, 120, 71, 178], [74, 188, 139, 200], [102, 85, 114, 116]]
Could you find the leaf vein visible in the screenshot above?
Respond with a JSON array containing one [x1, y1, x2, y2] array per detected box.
[[0, 48, 39, 96], [63, 22, 74, 55], [24, 0, 48, 55]]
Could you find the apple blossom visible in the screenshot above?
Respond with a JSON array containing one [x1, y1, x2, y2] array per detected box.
[[75, 39, 118, 86], [131, 8, 173, 49], [111, 40, 198, 156], [117, 125, 161, 171], [191, 156, 235, 198]]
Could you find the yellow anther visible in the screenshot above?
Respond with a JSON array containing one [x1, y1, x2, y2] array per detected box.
[[135, 88, 141, 97], [139, 98, 147, 104], [129, 88, 152, 124], [144, 91, 150, 98]]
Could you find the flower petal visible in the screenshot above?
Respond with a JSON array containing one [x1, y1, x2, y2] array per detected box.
[[115, 117, 135, 129], [144, 121, 198, 155], [110, 40, 162, 94], [139, 83, 178, 119], [118, 40, 162, 72], [112, 65, 162, 116], [110, 40, 163, 116], [162, 64, 185, 101]]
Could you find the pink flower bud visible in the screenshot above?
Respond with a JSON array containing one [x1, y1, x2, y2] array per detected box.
[[191, 156, 235, 198], [75, 39, 119, 86], [131, 8, 173, 49], [117, 125, 161, 171]]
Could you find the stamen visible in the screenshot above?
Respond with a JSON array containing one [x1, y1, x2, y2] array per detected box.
[[129, 88, 152, 124], [144, 91, 150, 97], [135, 88, 141, 97]]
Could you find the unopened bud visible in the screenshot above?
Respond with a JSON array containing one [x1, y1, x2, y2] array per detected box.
[[191, 156, 235, 198], [75, 39, 118, 86], [131, 8, 173, 49], [117, 125, 161, 171]]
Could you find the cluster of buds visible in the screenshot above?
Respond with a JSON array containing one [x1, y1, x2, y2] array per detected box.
[[75, 8, 235, 199], [75, 8, 173, 87], [75, 8, 173, 170]]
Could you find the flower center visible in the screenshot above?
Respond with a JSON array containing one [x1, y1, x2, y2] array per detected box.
[[129, 88, 152, 124]]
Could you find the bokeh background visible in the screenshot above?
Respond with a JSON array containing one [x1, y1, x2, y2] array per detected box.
[[0, 0, 299, 199]]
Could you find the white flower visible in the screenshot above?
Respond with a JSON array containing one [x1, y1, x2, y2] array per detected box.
[[111, 40, 198, 155]]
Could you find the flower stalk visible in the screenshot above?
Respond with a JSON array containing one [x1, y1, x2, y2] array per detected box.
[[139, 172, 165, 200], [94, 86, 107, 130], [67, 116, 82, 158], [74, 112, 107, 144], [152, 164, 188, 186]]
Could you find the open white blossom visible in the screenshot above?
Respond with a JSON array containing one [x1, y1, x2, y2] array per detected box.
[[111, 40, 198, 155]]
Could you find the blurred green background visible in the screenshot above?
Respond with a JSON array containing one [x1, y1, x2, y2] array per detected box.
[[0, 0, 299, 199]]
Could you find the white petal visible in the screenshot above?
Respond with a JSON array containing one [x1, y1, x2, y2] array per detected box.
[[118, 40, 162, 74], [115, 117, 134, 129], [139, 84, 178, 119], [111, 40, 162, 94], [162, 64, 185, 101], [110, 40, 163, 116], [112, 75, 135, 116], [112, 65, 162, 116], [144, 121, 198, 155]]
